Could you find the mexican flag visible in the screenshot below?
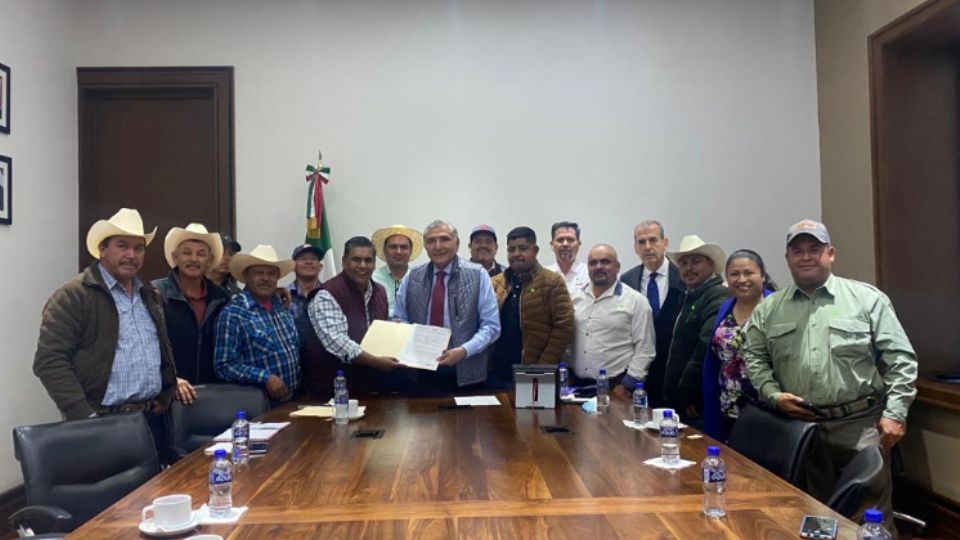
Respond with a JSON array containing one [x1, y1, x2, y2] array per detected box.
[[306, 162, 337, 281]]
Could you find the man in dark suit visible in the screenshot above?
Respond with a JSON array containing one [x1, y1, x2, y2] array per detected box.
[[619, 220, 683, 407]]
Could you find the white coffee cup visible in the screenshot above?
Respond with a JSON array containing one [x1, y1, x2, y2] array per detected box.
[[186, 535, 224, 540], [348, 399, 359, 417], [142, 494, 193, 530], [652, 408, 677, 425]]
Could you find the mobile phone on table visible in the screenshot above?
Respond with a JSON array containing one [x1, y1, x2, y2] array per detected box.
[[799, 515, 838, 539]]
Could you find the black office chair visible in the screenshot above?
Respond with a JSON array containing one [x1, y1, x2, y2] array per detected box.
[[10, 413, 159, 537], [165, 384, 269, 462], [827, 444, 885, 520], [727, 404, 819, 487]]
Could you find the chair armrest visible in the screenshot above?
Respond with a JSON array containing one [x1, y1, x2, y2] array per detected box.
[[9, 504, 72, 534]]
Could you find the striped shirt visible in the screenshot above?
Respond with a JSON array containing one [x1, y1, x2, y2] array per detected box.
[[214, 289, 301, 391], [98, 264, 162, 406], [307, 286, 373, 363]]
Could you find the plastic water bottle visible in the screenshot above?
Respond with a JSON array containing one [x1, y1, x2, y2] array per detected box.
[[334, 370, 349, 425], [702, 445, 726, 518], [558, 362, 572, 398], [632, 382, 650, 426], [208, 449, 233, 518], [659, 410, 680, 465], [857, 509, 892, 539], [231, 410, 250, 465], [596, 368, 610, 414]]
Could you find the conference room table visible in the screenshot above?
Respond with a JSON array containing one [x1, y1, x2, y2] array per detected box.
[[70, 393, 857, 539]]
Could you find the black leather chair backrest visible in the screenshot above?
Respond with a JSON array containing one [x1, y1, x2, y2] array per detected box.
[[169, 384, 269, 453], [827, 444, 885, 519], [13, 413, 159, 530], [727, 404, 819, 487]]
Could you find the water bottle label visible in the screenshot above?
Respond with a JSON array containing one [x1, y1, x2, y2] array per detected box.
[[660, 427, 679, 438], [233, 426, 249, 438], [634, 397, 648, 407], [210, 470, 232, 485], [703, 469, 726, 483]]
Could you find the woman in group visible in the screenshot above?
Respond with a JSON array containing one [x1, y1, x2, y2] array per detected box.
[[701, 249, 776, 441]]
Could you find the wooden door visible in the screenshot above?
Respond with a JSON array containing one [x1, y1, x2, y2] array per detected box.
[[78, 67, 234, 282]]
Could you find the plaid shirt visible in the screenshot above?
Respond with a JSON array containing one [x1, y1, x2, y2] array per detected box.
[[98, 264, 163, 405], [307, 287, 373, 363], [214, 289, 301, 391]]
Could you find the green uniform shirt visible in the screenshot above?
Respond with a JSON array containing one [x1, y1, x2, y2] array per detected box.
[[372, 265, 406, 318], [743, 274, 917, 422]]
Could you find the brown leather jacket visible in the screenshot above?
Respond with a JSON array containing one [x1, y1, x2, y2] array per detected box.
[[33, 263, 177, 419], [491, 262, 574, 365]]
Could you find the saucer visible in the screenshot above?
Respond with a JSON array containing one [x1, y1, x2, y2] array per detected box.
[[138, 510, 200, 537]]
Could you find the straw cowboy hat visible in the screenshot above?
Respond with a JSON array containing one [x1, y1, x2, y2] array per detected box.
[[371, 224, 424, 262], [163, 223, 224, 269], [667, 235, 727, 272], [85, 208, 157, 259], [229, 244, 295, 283]]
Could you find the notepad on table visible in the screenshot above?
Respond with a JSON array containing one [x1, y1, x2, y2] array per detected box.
[[213, 422, 290, 442]]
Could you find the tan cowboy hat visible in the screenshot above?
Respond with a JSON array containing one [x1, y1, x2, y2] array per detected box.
[[164, 223, 224, 269], [371, 224, 424, 262], [667, 235, 727, 272], [85, 208, 157, 259], [229, 244, 295, 283]]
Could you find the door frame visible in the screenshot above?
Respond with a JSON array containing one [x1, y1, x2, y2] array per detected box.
[[76, 66, 235, 271]]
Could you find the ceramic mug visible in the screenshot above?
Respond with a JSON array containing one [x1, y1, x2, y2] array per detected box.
[[142, 494, 192, 530], [652, 408, 678, 425]]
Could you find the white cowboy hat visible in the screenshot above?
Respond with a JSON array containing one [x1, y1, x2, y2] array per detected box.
[[164, 223, 224, 269], [667, 235, 727, 273], [85, 208, 157, 259], [371, 224, 424, 262], [229, 244, 295, 283]]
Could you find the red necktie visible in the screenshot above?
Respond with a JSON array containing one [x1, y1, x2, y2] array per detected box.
[[430, 270, 446, 327]]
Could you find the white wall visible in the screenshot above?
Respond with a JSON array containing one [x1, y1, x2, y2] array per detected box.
[[72, 0, 820, 283], [0, 0, 80, 489]]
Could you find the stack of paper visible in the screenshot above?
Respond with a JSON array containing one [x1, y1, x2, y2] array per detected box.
[[289, 405, 366, 418], [214, 422, 290, 442]]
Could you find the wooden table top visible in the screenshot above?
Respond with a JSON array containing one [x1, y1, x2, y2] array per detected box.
[[70, 394, 856, 539]]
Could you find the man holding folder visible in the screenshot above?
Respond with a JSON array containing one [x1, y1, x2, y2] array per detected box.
[[302, 236, 399, 399], [394, 220, 501, 394]]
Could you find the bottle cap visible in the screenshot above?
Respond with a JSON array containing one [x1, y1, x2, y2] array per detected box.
[[707, 446, 720, 456], [336, 369, 344, 376], [599, 368, 607, 375], [662, 410, 673, 418], [214, 449, 228, 458], [236, 410, 246, 419], [864, 509, 883, 523], [559, 362, 566, 368], [635, 381, 644, 390]]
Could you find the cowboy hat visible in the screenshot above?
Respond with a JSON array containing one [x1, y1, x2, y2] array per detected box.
[[229, 244, 295, 283], [164, 223, 224, 269], [371, 224, 424, 262], [667, 235, 726, 272], [85, 208, 157, 259]]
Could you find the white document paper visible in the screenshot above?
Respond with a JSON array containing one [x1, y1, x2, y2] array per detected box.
[[400, 324, 450, 370], [360, 320, 450, 371], [454, 395, 501, 406], [214, 421, 290, 442]]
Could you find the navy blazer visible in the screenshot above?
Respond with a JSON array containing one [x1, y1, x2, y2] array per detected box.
[[620, 260, 683, 406]]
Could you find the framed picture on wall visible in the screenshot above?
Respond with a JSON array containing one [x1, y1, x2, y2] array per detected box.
[[0, 62, 9, 134], [0, 154, 11, 225]]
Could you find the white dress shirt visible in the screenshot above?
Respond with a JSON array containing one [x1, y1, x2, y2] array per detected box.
[[546, 260, 589, 294], [639, 257, 670, 309], [569, 280, 656, 382]]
